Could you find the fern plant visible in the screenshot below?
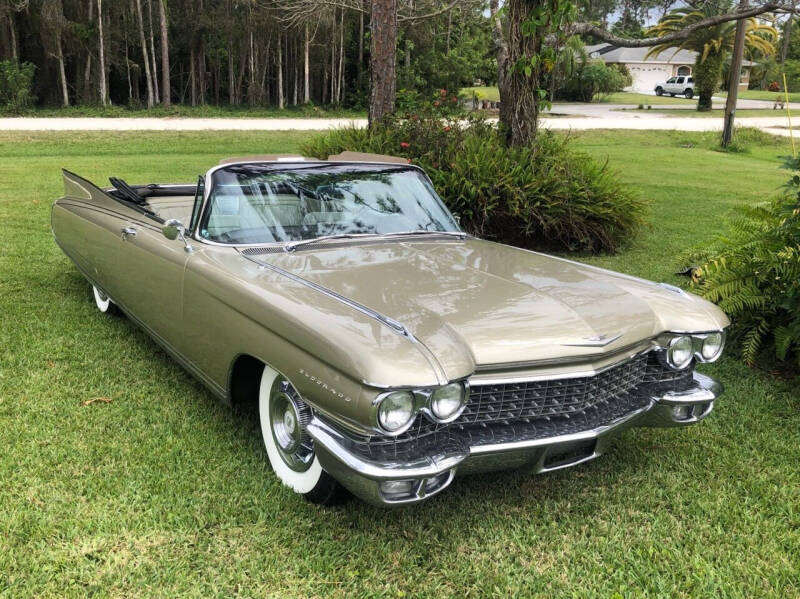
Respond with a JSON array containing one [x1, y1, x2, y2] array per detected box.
[[692, 160, 800, 370]]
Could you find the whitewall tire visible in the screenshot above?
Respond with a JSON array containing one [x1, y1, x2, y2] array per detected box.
[[258, 365, 347, 505], [92, 285, 120, 315]]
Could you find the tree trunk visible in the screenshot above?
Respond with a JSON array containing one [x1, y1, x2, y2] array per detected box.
[[97, 0, 109, 106], [368, 0, 397, 126], [292, 37, 299, 106], [500, 0, 545, 147], [228, 38, 235, 105], [198, 42, 206, 104], [125, 27, 133, 102], [304, 22, 310, 103], [277, 34, 284, 109], [722, 1, 748, 147], [247, 29, 255, 106], [8, 12, 18, 60], [338, 8, 345, 104], [158, 0, 170, 106], [490, 0, 510, 140], [57, 40, 69, 106], [147, 0, 159, 103], [135, 0, 155, 108], [446, 8, 452, 54], [695, 52, 723, 111], [190, 46, 196, 106], [781, 2, 796, 63], [358, 9, 364, 85]]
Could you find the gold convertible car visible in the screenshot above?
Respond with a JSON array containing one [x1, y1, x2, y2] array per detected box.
[[52, 154, 729, 506]]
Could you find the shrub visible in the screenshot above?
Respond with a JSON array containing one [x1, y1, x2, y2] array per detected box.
[[302, 104, 644, 254], [0, 60, 36, 112], [689, 160, 800, 371], [557, 60, 632, 103], [768, 81, 781, 92]]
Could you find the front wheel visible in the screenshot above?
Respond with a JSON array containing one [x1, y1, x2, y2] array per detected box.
[[655, 87, 663, 96], [684, 89, 694, 99], [258, 366, 348, 505]]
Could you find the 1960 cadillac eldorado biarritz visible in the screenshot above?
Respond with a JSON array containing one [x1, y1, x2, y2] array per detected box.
[[52, 153, 729, 506]]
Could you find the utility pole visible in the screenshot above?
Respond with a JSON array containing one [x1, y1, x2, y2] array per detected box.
[[722, 0, 749, 147]]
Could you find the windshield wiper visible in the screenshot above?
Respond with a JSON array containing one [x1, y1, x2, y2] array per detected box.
[[283, 230, 468, 252], [377, 230, 468, 239], [284, 233, 377, 252]]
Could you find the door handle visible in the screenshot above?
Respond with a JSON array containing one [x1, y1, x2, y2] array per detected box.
[[121, 226, 137, 241]]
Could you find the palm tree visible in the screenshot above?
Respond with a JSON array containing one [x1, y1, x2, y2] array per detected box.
[[647, 5, 777, 111]]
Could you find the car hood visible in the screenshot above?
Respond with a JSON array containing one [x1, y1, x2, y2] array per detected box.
[[248, 238, 729, 382]]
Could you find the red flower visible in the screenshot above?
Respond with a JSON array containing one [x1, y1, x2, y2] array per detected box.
[[443, 125, 451, 132], [451, 96, 458, 103], [440, 89, 447, 97], [433, 162, 439, 168], [433, 100, 441, 107], [449, 162, 456, 168], [400, 141, 410, 148], [407, 158, 413, 164]]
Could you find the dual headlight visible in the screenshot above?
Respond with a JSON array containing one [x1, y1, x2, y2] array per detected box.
[[375, 381, 469, 435], [660, 331, 726, 370]]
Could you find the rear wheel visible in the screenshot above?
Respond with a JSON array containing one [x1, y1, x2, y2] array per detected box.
[[92, 285, 120, 315], [684, 89, 694, 99], [258, 366, 348, 505], [655, 87, 663, 96]]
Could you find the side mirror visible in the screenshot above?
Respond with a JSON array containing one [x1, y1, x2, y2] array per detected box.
[[162, 218, 184, 241], [162, 219, 194, 252]]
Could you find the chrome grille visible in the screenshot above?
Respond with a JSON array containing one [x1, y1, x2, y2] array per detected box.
[[347, 352, 693, 462], [463, 353, 649, 424]]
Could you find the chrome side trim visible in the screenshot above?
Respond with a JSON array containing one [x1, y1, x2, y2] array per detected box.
[[242, 252, 411, 336], [240, 252, 449, 385]]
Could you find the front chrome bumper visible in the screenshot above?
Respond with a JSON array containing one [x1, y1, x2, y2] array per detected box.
[[307, 372, 722, 506]]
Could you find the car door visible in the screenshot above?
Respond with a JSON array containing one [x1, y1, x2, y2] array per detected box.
[[110, 179, 204, 352], [664, 77, 677, 93], [674, 76, 686, 93]]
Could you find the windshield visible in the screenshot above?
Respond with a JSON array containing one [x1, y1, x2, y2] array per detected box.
[[198, 163, 460, 245]]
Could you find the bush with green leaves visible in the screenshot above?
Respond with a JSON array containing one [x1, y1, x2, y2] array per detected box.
[[302, 103, 644, 254], [557, 60, 632, 103], [0, 60, 36, 112], [690, 161, 800, 370]]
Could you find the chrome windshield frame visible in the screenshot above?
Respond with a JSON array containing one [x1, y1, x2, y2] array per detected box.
[[190, 160, 463, 249]]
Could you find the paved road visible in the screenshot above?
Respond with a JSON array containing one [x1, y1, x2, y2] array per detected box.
[[0, 117, 369, 131], [1, 96, 798, 136]]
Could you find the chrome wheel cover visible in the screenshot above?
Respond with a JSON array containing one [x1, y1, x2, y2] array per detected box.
[[269, 378, 314, 472]]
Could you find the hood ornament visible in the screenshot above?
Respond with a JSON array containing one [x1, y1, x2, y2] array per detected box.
[[561, 333, 622, 347]]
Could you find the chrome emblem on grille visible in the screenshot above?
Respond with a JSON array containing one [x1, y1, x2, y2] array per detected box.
[[561, 333, 622, 347]]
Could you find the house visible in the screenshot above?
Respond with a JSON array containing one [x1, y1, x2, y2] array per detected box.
[[585, 44, 752, 93]]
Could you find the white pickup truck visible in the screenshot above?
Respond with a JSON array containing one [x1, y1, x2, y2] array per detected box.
[[654, 76, 694, 98]]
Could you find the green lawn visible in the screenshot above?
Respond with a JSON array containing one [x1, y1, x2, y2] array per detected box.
[[0, 104, 366, 119], [462, 87, 696, 106], [617, 107, 800, 118], [461, 85, 501, 101], [599, 91, 697, 105], [1, 130, 798, 597], [718, 89, 800, 103]]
